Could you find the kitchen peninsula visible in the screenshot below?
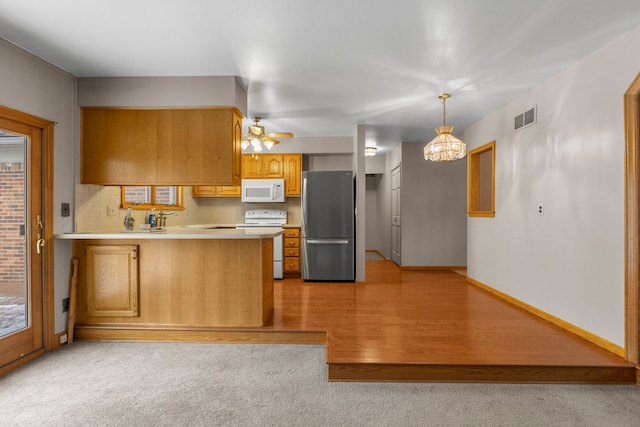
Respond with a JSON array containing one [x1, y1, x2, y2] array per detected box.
[[56, 227, 283, 341]]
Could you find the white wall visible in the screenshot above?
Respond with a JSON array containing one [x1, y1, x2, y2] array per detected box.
[[400, 143, 467, 266], [461, 24, 640, 346], [77, 76, 247, 114], [306, 154, 352, 171], [0, 39, 76, 334]]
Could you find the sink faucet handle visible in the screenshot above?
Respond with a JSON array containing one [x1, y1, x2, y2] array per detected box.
[[156, 210, 175, 227]]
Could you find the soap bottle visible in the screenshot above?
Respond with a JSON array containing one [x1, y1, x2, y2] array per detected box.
[[124, 207, 135, 230], [148, 208, 157, 228]]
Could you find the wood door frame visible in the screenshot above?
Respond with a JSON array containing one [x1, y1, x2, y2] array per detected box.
[[0, 105, 55, 352], [624, 72, 640, 364]]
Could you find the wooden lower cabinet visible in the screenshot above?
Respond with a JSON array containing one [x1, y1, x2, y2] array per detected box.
[[284, 228, 301, 276], [74, 238, 274, 332], [85, 245, 139, 318]]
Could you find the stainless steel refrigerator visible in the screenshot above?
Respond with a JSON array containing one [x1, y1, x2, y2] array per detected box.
[[301, 171, 355, 281]]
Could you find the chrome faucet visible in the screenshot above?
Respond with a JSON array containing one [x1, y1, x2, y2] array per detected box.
[[157, 211, 176, 228]]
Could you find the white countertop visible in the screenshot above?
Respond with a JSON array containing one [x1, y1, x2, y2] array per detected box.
[[55, 225, 284, 240]]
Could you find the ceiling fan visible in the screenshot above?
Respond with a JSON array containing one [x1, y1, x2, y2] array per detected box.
[[241, 116, 293, 153]]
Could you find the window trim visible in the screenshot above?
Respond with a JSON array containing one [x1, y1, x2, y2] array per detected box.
[[467, 140, 495, 217], [120, 186, 185, 211]]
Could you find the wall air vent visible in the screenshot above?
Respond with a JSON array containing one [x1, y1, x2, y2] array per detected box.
[[514, 106, 537, 131]]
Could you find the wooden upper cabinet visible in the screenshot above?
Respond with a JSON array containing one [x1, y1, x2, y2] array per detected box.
[[193, 153, 302, 198], [241, 154, 264, 178], [241, 154, 286, 179], [262, 154, 284, 177], [80, 107, 243, 186], [283, 154, 302, 196], [191, 186, 217, 197], [215, 185, 241, 197], [192, 185, 241, 198]]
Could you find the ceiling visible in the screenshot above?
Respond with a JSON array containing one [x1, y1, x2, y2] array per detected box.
[[1, 1, 639, 155]]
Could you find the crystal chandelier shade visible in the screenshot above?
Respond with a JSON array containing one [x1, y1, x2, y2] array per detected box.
[[424, 94, 467, 162]]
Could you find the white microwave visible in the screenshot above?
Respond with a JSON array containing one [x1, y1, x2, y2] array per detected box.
[[241, 179, 286, 203]]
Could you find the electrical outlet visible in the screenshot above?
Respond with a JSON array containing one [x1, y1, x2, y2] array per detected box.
[[62, 297, 69, 313], [538, 204, 544, 216], [59, 333, 68, 345], [107, 205, 116, 216]]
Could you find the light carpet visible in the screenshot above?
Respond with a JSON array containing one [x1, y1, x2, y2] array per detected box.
[[1, 341, 639, 427]]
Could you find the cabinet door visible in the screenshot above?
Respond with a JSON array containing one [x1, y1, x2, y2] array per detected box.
[[262, 154, 284, 178], [242, 154, 263, 178], [81, 107, 242, 185], [215, 185, 241, 197], [284, 257, 300, 272], [284, 228, 299, 238], [283, 154, 302, 195], [192, 186, 217, 197], [86, 245, 139, 318], [231, 112, 243, 184]]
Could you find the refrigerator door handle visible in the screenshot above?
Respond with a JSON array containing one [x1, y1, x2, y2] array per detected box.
[[306, 239, 350, 245], [301, 177, 308, 232]]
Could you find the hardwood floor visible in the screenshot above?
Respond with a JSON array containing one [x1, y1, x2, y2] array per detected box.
[[269, 261, 636, 383], [74, 260, 636, 383]]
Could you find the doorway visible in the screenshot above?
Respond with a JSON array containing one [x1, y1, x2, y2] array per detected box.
[[391, 164, 401, 265], [0, 106, 54, 374], [624, 72, 640, 365]]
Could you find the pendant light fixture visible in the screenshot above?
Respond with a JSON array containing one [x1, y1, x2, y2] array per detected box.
[[424, 93, 467, 162]]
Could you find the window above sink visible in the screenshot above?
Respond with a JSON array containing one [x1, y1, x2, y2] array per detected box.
[[121, 186, 185, 211]]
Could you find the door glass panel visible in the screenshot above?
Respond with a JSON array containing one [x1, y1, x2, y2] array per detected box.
[[0, 131, 27, 338]]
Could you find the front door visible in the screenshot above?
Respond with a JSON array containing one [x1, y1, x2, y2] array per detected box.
[[0, 112, 45, 370]]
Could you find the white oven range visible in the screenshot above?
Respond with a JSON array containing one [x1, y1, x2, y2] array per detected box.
[[236, 209, 286, 279]]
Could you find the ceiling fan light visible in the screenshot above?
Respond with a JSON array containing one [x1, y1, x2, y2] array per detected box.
[[250, 137, 261, 148], [241, 140, 250, 150], [253, 144, 263, 153], [263, 140, 274, 150]]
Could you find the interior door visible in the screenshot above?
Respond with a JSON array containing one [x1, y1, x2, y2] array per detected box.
[[0, 116, 45, 370], [391, 165, 401, 265]]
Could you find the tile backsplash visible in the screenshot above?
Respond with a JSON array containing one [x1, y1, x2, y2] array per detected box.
[[74, 184, 301, 232]]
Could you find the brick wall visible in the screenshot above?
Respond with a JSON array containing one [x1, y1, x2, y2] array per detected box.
[[0, 162, 25, 282]]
